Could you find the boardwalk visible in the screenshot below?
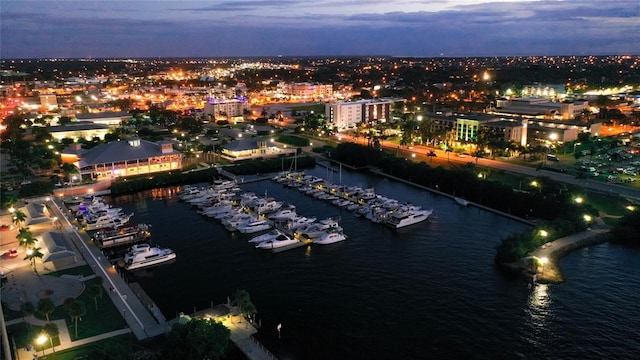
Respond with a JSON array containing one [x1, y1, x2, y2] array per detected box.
[[48, 198, 171, 339]]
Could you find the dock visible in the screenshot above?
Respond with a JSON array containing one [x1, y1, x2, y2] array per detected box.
[[129, 282, 167, 324]]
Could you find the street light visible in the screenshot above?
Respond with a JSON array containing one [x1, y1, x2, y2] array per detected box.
[[36, 334, 48, 355], [573, 142, 582, 154], [539, 230, 548, 238], [539, 257, 548, 275]]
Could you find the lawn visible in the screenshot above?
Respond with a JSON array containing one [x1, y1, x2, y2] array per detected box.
[[290, 103, 325, 114]]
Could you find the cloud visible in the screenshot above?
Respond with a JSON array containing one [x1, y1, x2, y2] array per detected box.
[[1, 0, 638, 58]]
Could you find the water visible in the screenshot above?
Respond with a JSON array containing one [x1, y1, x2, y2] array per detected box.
[[110, 166, 640, 359]]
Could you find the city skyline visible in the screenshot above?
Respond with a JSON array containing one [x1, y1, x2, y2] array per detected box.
[[1, 0, 639, 59]]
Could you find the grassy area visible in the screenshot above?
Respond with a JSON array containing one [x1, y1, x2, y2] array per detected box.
[[584, 192, 632, 217], [45, 265, 94, 278], [25, 277, 127, 343], [32, 334, 151, 360]]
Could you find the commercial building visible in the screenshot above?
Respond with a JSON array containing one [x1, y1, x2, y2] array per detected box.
[[220, 138, 293, 160], [521, 84, 566, 99], [492, 97, 589, 120], [326, 99, 394, 130], [61, 138, 182, 180], [49, 121, 111, 141], [75, 111, 132, 127]]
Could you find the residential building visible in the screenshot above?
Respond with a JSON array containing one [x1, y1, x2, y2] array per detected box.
[[61, 138, 182, 180], [326, 99, 394, 130], [203, 98, 250, 119], [277, 82, 333, 102]]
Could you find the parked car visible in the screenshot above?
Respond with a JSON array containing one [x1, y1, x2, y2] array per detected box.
[[6, 249, 18, 258]]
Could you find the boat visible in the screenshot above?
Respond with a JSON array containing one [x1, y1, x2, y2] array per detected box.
[[237, 220, 272, 234], [84, 213, 134, 231], [268, 207, 297, 220], [92, 223, 151, 249], [285, 216, 317, 231], [248, 228, 285, 243], [255, 233, 301, 249], [314, 231, 347, 245], [454, 197, 470, 207], [123, 244, 176, 270], [385, 208, 433, 229], [297, 218, 342, 239]]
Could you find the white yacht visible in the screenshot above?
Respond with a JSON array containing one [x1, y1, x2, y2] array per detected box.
[[268, 207, 297, 220], [123, 244, 176, 270], [386, 208, 433, 229], [237, 220, 272, 234], [248, 228, 285, 243], [84, 213, 133, 231], [454, 197, 470, 207], [314, 231, 347, 245], [223, 214, 257, 230], [285, 216, 316, 231], [297, 218, 342, 239], [255, 233, 300, 249]]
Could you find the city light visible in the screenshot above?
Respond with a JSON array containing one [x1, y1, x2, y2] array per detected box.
[[539, 230, 548, 237]]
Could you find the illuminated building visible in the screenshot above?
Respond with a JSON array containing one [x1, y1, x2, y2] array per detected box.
[[492, 98, 589, 120], [61, 138, 182, 180], [326, 99, 394, 130], [203, 98, 249, 119]]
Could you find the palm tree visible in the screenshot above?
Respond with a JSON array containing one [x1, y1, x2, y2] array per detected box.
[[231, 289, 257, 318], [11, 208, 27, 228], [37, 298, 55, 322], [64, 298, 86, 337], [24, 247, 44, 273], [16, 228, 36, 249], [21, 301, 35, 328], [86, 282, 103, 311], [43, 323, 59, 353]]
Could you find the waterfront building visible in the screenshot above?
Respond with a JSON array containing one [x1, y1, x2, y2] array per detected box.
[[61, 138, 182, 180], [326, 99, 394, 130]]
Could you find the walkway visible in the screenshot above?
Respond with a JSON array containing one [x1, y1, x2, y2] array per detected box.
[[47, 198, 170, 340], [519, 223, 611, 284]]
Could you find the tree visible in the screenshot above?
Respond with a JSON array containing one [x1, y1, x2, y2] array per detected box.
[[11, 209, 27, 228], [24, 247, 44, 273], [86, 280, 104, 311], [163, 318, 230, 360], [21, 301, 35, 328], [231, 289, 257, 317], [63, 297, 86, 337], [37, 298, 55, 322], [43, 322, 59, 353], [16, 228, 36, 249]]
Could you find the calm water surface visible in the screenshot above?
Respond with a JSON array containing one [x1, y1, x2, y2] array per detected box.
[[110, 167, 640, 359]]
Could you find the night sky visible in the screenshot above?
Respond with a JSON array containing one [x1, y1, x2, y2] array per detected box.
[[1, 0, 639, 58]]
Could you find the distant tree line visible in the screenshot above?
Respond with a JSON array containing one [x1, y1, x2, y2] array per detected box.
[[328, 143, 598, 263]]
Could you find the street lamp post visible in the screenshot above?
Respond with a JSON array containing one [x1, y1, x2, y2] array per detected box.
[[539, 257, 548, 275], [36, 334, 47, 356]]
